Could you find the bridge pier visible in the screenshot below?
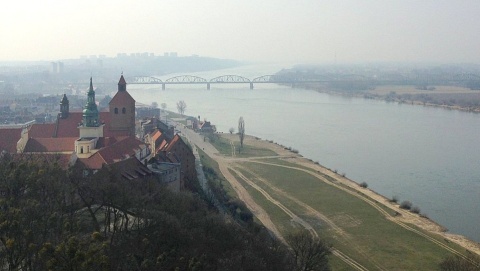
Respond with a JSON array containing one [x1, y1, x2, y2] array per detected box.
[[250, 82, 254, 89], [162, 83, 165, 90], [207, 83, 210, 90]]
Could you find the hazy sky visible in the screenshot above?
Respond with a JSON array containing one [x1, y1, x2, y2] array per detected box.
[[1, 0, 480, 64]]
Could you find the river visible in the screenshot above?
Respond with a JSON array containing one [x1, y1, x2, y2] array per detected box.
[[127, 64, 480, 242]]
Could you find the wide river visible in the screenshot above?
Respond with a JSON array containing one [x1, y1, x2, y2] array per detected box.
[[127, 64, 480, 242]]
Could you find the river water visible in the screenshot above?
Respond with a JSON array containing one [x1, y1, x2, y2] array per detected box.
[[127, 64, 480, 242]]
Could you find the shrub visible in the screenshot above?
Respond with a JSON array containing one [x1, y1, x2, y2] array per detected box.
[[359, 182, 368, 188], [400, 200, 412, 210], [420, 213, 429, 219], [411, 206, 421, 214], [390, 195, 399, 203]]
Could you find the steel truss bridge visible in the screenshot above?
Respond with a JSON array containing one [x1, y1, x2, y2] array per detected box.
[[126, 73, 480, 90]]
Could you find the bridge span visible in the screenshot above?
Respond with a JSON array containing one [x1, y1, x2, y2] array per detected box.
[[126, 73, 480, 90], [127, 74, 345, 90]]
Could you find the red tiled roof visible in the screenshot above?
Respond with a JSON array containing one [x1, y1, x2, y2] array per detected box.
[[151, 130, 162, 142], [54, 111, 129, 138], [157, 140, 167, 153], [96, 136, 127, 148], [29, 123, 55, 138], [97, 136, 145, 164], [150, 130, 168, 153], [78, 136, 146, 169], [0, 128, 22, 153], [23, 137, 76, 152], [55, 112, 82, 137], [77, 153, 107, 170], [164, 134, 182, 152]]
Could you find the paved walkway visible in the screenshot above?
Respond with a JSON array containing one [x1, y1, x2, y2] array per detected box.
[[174, 123, 225, 214]]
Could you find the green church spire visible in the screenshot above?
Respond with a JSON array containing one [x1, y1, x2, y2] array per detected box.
[[82, 77, 99, 127]]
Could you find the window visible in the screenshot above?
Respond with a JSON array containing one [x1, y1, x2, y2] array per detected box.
[[114, 108, 118, 114], [122, 107, 126, 114], [80, 146, 84, 154]]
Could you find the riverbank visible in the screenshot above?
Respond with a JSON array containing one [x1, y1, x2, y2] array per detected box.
[[221, 133, 480, 256], [301, 83, 480, 113]]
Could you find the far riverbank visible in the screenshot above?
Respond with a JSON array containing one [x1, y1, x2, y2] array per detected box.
[[303, 84, 480, 113]]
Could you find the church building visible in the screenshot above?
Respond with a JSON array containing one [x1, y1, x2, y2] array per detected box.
[[0, 75, 195, 189]]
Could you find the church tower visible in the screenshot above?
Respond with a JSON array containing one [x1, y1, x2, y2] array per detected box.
[[82, 77, 99, 127], [109, 75, 136, 136], [76, 77, 103, 157], [59, 94, 69, 119]]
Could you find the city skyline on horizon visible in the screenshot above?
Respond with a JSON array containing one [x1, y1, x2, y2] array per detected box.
[[1, 1, 480, 65]]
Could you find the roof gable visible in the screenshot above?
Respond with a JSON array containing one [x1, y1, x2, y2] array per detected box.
[[29, 123, 55, 138], [23, 137, 76, 152]]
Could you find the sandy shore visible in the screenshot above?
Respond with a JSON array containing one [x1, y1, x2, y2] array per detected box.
[[232, 134, 480, 256]]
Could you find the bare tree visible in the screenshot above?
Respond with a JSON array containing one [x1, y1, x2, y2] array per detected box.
[[238, 117, 245, 151], [286, 230, 331, 271], [161, 102, 167, 111], [151, 102, 158, 108], [229, 127, 235, 134], [176, 100, 186, 116]]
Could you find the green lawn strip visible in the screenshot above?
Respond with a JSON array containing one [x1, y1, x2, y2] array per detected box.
[[259, 159, 422, 221], [164, 110, 188, 119], [211, 136, 278, 157], [250, 157, 314, 169], [208, 135, 232, 156], [241, 161, 458, 270]]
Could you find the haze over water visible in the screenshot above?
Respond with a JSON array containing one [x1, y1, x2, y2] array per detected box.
[[128, 64, 480, 242]]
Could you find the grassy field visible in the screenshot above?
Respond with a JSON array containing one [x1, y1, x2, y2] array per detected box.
[[210, 135, 278, 157], [195, 131, 473, 270], [235, 160, 466, 270], [201, 131, 474, 270]]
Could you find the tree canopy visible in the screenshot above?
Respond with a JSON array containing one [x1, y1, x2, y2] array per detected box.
[[0, 154, 297, 270]]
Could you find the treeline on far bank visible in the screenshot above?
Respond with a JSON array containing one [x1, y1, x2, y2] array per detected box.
[[0, 154, 297, 271]]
